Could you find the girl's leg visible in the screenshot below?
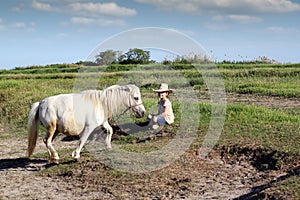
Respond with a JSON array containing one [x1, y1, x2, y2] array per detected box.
[[156, 116, 167, 125], [151, 116, 167, 130]]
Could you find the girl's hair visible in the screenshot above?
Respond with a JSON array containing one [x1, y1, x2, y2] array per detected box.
[[166, 91, 170, 98], [157, 91, 170, 98]]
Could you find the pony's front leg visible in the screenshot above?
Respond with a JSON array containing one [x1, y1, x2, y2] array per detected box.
[[103, 121, 113, 150], [72, 125, 95, 160]]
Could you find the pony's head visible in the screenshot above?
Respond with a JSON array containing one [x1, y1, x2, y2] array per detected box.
[[126, 85, 146, 118]]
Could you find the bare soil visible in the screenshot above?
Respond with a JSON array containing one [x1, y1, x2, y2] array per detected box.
[[0, 93, 299, 199], [199, 92, 300, 108]]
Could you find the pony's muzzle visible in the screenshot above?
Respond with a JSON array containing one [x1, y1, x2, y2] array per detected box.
[[133, 105, 145, 118], [135, 109, 145, 118], [139, 110, 145, 118]]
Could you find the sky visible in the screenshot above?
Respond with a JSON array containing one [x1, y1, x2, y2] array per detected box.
[[0, 0, 300, 69]]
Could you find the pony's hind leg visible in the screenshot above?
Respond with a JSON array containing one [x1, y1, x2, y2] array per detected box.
[[44, 123, 60, 164], [103, 121, 113, 150]]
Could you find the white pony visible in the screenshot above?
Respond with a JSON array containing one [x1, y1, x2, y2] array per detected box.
[[27, 84, 145, 163]]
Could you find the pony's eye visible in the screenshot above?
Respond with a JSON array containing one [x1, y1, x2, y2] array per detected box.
[[134, 97, 139, 101]]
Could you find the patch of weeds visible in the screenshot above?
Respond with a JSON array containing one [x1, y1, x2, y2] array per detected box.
[[114, 135, 138, 144], [39, 148, 92, 177], [219, 144, 299, 171]]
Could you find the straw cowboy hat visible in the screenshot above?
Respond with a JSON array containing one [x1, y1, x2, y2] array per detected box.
[[153, 83, 173, 93]]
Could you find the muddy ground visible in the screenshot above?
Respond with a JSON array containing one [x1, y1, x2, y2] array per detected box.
[[0, 93, 299, 199]]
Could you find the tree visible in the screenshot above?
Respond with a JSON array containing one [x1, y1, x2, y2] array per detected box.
[[119, 48, 150, 64], [95, 50, 121, 65]]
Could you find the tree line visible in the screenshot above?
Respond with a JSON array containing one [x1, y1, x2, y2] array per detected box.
[[78, 48, 212, 66], [78, 48, 277, 66], [95, 48, 153, 65]]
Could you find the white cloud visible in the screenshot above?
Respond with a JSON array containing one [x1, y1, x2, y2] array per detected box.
[[30, 1, 136, 27], [11, 7, 22, 12], [9, 22, 36, 31], [56, 33, 68, 38], [268, 26, 285, 32], [71, 17, 126, 26], [252, 0, 300, 13], [229, 15, 263, 23], [135, 0, 300, 13], [267, 26, 299, 34], [213, 14, 263, 24], [31, 0, 55, 11], [206, 14, 263, 31], [0, 16, 35, 32], [204, 23, 228, 31], [31, 1, 137, 17], [69, 2, 137, 17], [11, 3, 25, 12], [12, 22, 27, 28]]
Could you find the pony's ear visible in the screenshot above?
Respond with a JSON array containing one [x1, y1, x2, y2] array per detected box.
[[122, 86, 131, 92]]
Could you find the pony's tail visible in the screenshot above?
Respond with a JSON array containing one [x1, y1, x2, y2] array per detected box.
[[27, 102, 40, 158]]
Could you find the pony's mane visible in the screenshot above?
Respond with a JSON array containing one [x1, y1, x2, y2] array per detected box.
[[81, 89, 102, 106], [81, 85, 135, 118]]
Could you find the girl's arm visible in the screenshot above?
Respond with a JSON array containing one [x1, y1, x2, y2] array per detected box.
[[158, 102, 171, 117]]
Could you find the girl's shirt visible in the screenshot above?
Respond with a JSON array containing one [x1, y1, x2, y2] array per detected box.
[[157, 98, 174, 124]]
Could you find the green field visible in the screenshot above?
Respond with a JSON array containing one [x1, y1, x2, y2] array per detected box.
[[0, 63, 299, 199]]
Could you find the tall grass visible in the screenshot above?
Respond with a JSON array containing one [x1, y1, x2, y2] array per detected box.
[[195, 102, 300, 153], [0, 63, 299, 155], [0, 79, 74, 127]]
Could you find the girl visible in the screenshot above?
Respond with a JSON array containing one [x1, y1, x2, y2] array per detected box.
[[148, 83, 174, 129]]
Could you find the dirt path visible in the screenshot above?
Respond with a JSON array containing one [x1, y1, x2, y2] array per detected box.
[[0, 135, 250, 199], [226, 93, 300, 108], [0, 134, 79, 199], [0, 133, 293, 200], [198, 91, 300, 108]]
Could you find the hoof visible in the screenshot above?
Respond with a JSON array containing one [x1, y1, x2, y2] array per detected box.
[[49, 158, 60, 164], [71, 151, 80, 161], [74, 157, 80, 162], [106, 147, 113, 151]]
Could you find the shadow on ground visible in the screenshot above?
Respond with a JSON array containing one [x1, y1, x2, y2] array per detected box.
[[0, 157, 46, 171], [234, 166, 300, 200]]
